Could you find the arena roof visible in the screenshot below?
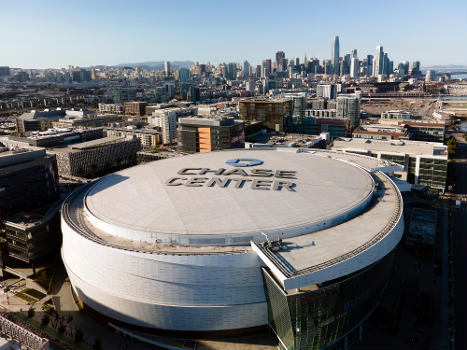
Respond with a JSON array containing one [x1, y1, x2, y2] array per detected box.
[[84, 149, 375, 245]]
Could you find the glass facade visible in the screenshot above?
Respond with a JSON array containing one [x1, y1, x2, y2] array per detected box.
[[418, 157, 447, 190], [263, 252, 395, 350]]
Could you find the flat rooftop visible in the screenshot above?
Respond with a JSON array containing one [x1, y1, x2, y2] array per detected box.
[[50, 136, 126, 153], [332, 137, 448, 158]]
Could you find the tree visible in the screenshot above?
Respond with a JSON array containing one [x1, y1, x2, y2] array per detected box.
[[446, 136, 457, 157], [27, 307, 35, 318]]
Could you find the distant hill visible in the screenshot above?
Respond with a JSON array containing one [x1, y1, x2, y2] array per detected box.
[[114, 61, 194, 70], [422, 64, 466, 69]]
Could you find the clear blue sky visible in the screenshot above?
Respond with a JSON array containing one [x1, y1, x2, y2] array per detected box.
[[2, 0, 466, 69]]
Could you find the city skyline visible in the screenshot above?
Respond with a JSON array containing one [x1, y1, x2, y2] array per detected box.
[[1, 0, 466, 69]]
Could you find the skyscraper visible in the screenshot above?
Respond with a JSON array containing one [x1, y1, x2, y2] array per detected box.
[[350, 57, 359, 78], [373, 46, 384, 77], [275, 51, 285, 72], [367, 55, 374, 77], [243, 60, 250, 79], [164, 61, 171, 77], [331, 36, 340, 75], [412, 61, 421, 77], [261, 59, 272, 78]]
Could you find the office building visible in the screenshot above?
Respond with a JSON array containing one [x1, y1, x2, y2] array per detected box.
[[177, 116, 245, 152], [242, 60, 250, 79], [275, 51, 285, 72], [380, 110, 417, 123], [350, 57, 359, 78], [425, 70, 436, 82], [188, 86, 200, 103], [238, 98, 293, 132], [61, 148, 404, 349], [316, 84, 337, 99], [336, 95, 360, 126], [0, 138, 59, 217], [0, 67, 10, 77], [176, 68, 190, 82], [112, 88, 136, 104], [332, 138, 448, 190], [352, 124, 410, 141], [412, 61, 421, 77], [124, 102, 147, 116], [400, 121, 447, 143], [149, 107, 197, 144], [164, 61, 171, 77], [284, 115, 346, 139], [331, 35, 340, 75], [373, 46, 384, 77]]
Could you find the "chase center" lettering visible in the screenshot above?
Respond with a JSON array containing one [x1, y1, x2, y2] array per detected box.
[[165, 168, 297, 191]]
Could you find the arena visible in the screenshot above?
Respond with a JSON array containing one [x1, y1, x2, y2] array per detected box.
[[61, 148, 404, 349]]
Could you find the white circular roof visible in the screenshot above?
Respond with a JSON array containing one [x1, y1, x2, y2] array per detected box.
[[84, 149, 375, 246]]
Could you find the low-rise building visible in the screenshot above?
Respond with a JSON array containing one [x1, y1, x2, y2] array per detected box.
[[124, 101, 147, 116], [238, 97, 293, 132], [177, 116, 245, 152], [352, 124, 410, 141], [399, 121, 447, 143], [53, 114, 122, 128], [105, 126, 161, 149], [49, 136, 141, 178], [305, 109, 337, 118], [332, 137, 448, 190], [380, 110, 418, 123], [8, 128, 104, 147], [1, 199, 62, 268], [284, 116, 347, 139], [98, 103, 124, 114]]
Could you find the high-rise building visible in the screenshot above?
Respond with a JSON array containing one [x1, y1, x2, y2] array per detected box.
[[188, 86, 200, 103], [425, 70, 436, 82], [164, 61, 171, 77], [316, 84, 337, 99], [337, 95, 360, 126], [367, 55, 374, 77], [373, 46, 384, 77], [351, 49, 358, 59], [331, 35, 340, 75], [242, 60, 250, 79], [412, 61, 421, 77], [0, 66, 10, 77], [350, 57, 359, 78], [176, 68, 190, 82], [226, 62, 237, 80], [398, 61, 410, 76], [275, 51, 285, 72], [261, 59, 272, 78]]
